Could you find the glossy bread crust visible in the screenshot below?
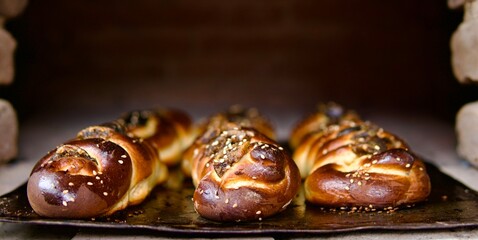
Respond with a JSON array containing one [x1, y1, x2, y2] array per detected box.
[[191, 126, 301, 222], [291, 104, 431, 209], [120, 108, 197, 166], [27, 121, 168, 218]]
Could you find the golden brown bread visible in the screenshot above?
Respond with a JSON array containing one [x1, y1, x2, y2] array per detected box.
[[291, 104, 431, 209], [119, 108, 196, 166], [191, 124, 301, 222], [183, 106, 299, 222], [27, 121, 169, 218]]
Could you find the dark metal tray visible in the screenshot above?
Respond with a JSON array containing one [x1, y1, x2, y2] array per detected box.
[[0, 163, 477, 236]]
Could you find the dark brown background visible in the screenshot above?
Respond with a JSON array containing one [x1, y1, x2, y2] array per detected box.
[[1, 0, 477, 125]]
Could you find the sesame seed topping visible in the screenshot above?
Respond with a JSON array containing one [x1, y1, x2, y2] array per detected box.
[[93, 170, 97, 176], [118, 160, 124, 164], [350, 179, 354, 183], [278, 146, 284, 150], [345, 186, 350, 190], [100, 180, 104, 184], [419, 167, 424, 171], [260, 154, 266, 159], [68, 182, 74, 186], [96, 176, 100, 180], [372, 160, 378, 164], [256, 210, 262, 215], [206, 163, 210, 167], [233, 203, 238, 208], [396, 157, 401, 161], [87, 182, 93, 186], [211, 141, 219, 146], [63, 190, 69, 194], [62, 201, 68, 206], [358, 181, 362, 186], [225, 198, 229, 204], [121, 155, 127, 158], [252, 176, 257, 180], [103, 192, 108, 196], [405, 163, 411, 168], [259, 218, 262, 221]]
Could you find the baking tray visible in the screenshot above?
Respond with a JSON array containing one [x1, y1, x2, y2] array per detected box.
[[0, 162, 477, 236]]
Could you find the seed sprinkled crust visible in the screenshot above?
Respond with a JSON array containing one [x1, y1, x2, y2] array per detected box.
[[189, 109, 301, 222], [293, 103, 431, 212]]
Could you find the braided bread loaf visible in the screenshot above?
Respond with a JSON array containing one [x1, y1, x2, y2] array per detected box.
[[119, 108, 196, 166], [291, 104, 431, 210], [27, 120, 169, 218], [185, 107, 300, 222]]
